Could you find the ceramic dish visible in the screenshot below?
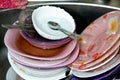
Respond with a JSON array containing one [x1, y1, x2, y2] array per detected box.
[[72, 64, 120, 80], [20, 30, 71, 49], [6, 67, 25, 80], [70, 39, 120, 71], [12, 62, 67, 77], [71, 11, 120, 67], [9, 51, 69, 67], [89, 64, 120, 80], [71, 48, 120, 78], [4, 29, 77, 60], [6, 67, 17, 80], [8, 54, 67, 80], [32, 6, 76, 40], [8, 44, 79, 69], [70, 48, 118, 71]]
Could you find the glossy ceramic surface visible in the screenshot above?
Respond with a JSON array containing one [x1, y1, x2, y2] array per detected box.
[[72, 49, 120, 78], [32, 6, 75, 40], [20, 30, 71, 49], [5, 29, 77, 60], [8, 44, 79, 68], [0, 2, 120, 80], [70, 39, 120, 71], [8, 54, 66, 80], [9, 51, 69, 67], [70, 11, 120, 70], [12, 62, 67, 77]]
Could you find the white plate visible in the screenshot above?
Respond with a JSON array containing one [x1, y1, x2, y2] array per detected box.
[[8, 53, 66, 80], [12, 61, 67, 77], [6, 67, 16, 80], [72, 49, 120, 78]]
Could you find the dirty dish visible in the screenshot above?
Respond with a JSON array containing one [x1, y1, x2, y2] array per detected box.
[[12, 62, 67, 77], [20, 30, 71, 49], [72, 49, 120, 78], [8, 44, 79, 69], [32, 6, 75, 40], [70, 39, 120, 71], [70, 48, 119, 71], [9, 51, 69, 67], [5, 29, 77, 60], [71, 11, 120, 68], [8, 54, 67, 80]]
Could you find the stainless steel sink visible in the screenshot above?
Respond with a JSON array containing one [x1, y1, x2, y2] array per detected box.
[[0, 2, 119, 80]]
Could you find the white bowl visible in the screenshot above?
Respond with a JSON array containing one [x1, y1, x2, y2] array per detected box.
[[32, 6, 76, 40]]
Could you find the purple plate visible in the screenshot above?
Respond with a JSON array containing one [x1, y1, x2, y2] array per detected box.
[[20, 30, 72, 49]]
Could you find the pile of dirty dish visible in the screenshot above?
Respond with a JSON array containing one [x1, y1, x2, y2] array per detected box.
[[69, 10, 120, 79], [5, 6, 120, 80], [5, 6, 79, 80]]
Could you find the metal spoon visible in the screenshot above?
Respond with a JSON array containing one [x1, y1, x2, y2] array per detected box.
[[48, 21, 81, 40]]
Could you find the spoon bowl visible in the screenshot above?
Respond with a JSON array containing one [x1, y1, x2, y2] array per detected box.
[[48, 21, 81, 40]]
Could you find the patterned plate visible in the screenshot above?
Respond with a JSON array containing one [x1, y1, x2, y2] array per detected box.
[[72, 48, 120, 78], [70, 39, 120, 71], [70, 11, 120, 70]]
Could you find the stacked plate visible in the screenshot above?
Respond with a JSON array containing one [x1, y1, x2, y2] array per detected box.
[[4, 6, 79, 80], [70, 11, 120, 78], [4, 5, 120, 80]]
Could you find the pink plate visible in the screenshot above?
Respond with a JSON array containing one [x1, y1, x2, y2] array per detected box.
[[70, 39, 120, 70], [9, 44, 79, 69], [75, 11, 120, 65], [72, 48, 120, 78], [4, 29, 77, 60], [9, 51, 69, 67], [71, 48, 119, 71]]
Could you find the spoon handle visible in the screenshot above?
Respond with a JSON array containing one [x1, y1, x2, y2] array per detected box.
[[1, 24, 35, 32], [59, 28, 81, 40], [1, 24, 20, 29]]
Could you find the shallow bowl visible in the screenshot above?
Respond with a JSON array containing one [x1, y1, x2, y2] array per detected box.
[[20, 30, 72, 49]]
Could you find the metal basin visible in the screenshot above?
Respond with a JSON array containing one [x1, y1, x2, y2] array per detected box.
[[0, 2, 119, 80]]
